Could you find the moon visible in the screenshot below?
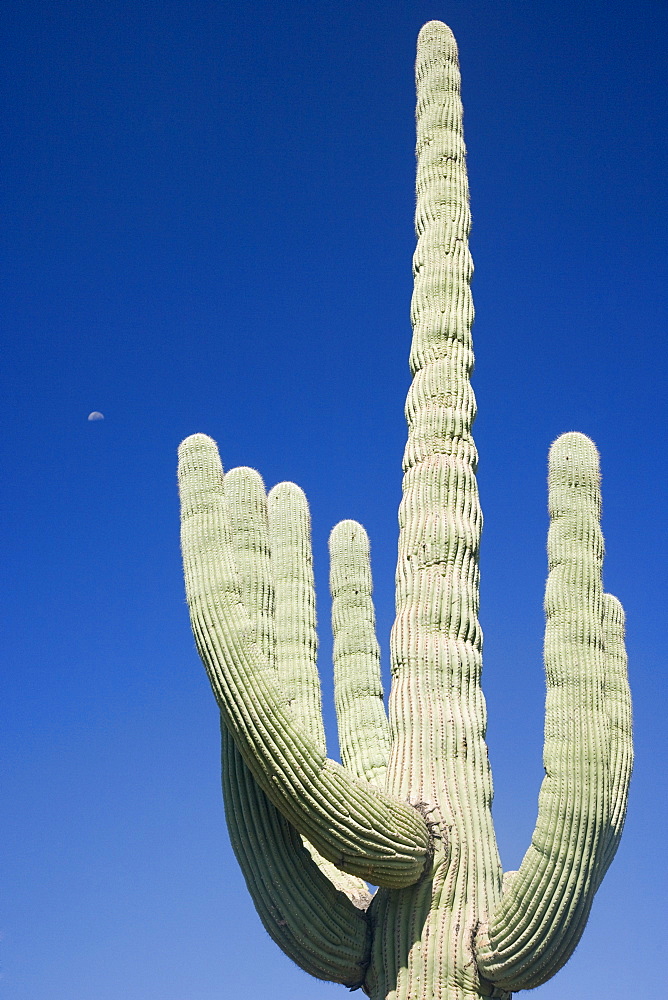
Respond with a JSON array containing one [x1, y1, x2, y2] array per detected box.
[[87, 411, 105, 422]]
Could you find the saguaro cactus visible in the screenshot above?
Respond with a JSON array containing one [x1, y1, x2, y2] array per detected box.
[[178, 20, 632, 1000]]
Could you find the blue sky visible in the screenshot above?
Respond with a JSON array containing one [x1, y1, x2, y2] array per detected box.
[[2, 1, 666, 997]]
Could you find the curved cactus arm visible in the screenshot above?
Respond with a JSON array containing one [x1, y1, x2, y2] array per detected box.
[[265, 479, 371, 902], [475, 433, 633, 992], [330, 520, 391, 787], [222, 727, 371, 986], [221, 466, 371, 973], [224, 467, 372, 905], [178, 432, 430, 888]]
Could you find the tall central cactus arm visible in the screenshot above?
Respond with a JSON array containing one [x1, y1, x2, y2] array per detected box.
[[385, 14, 502, 895], [178, 433, 431, 888], [475, 434, 633, 992]]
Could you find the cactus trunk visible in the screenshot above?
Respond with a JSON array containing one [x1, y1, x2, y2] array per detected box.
[[177, 19, 632, 1000], [365, 23, 505, 1000]]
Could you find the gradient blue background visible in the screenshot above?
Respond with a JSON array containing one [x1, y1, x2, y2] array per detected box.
[[2, 1, 666, 997]]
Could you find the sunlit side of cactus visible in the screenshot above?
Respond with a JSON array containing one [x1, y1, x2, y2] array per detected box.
[[177, 21, 632, 1000]]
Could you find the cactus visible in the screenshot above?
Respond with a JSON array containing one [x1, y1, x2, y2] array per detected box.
[[177, 20, 632, 1000]]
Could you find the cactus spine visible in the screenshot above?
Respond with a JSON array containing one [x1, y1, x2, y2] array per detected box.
[[178, 20, 632, 1000]]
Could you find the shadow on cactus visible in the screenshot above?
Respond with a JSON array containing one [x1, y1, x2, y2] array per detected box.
[[177, 20, 632, 1000]]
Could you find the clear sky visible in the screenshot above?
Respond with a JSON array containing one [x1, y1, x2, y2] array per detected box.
[[2, 1, 666, 998]]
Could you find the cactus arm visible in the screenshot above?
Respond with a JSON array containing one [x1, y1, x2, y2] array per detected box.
[[364, 25, 505, 1000], [268, 481, 327, 751], [596, 593, 633, 881], [388, 20, 497, 847], [224, 466, 372, 905], [330, 520, 391, 787], [220, 466, 371, 979], [265, 480, 372, 902], [178, 432, 431, 888], [475, 433, 633, 992], [222, 727, 371, 986], [387, 4, 501, 917]]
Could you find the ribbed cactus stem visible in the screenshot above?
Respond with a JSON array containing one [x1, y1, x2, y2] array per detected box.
[[390, 22, 483, 791], [330, 520, 391, 787], [368, 23, 504, 1000], [475, 433, 632, 990], [268, 482, 326, 751], [224, 467, 371, 906], [221, 727, 371, 984], [597, 594, 633, 879]]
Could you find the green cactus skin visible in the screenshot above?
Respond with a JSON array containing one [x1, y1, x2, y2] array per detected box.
[[177, 19, 632, 1000], [330, 520, 392, 788]]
